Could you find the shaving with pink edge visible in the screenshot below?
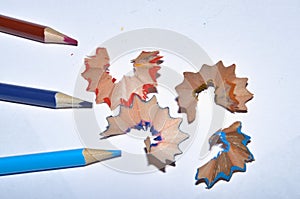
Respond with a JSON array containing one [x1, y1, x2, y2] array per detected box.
[[175, 61, 253, 124]]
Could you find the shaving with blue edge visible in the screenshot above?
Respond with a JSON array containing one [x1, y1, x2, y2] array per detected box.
[[100, 94, 189, 171], [195, 121, 254, 189]]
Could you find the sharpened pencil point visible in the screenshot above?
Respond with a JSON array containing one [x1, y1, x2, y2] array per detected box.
[[83, 149, 122, 164], [63, 36, 78, 46], [78, 101, 93, 108], [54, 92, 93, 109]]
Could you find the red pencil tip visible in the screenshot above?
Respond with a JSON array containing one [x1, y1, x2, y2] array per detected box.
[[63, 36, 78, 46]]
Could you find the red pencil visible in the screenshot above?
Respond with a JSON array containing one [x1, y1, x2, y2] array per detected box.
[[0, 14, 77, 45]]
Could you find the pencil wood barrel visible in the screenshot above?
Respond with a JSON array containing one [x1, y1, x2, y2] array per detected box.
[[0, 83, 92, 109], [0, 14, 45, 42], [0, 148, 121, 176]]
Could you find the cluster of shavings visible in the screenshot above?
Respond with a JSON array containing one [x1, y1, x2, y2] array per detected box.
[[81, 49, 255, 189], [100, 94, 189, 170], [82, 48, 162, 110], [175, 61, 253, 123], [195, 121, 254, 189]]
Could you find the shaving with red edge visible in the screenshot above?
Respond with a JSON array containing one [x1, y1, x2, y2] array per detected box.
[[81, 48, 163, 110]]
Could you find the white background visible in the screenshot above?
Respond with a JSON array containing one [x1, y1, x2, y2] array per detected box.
[[0, 0, 299, 198]]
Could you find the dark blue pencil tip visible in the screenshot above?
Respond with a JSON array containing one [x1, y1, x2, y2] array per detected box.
[[108, 150, 122, 158], [78, 101, 93, 108]]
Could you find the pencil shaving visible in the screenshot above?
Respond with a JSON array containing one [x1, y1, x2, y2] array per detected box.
[[100, 95, 188, 170], [81, 48, 162, 110], [175, 61, 253, 123], [195, 122, 254, 189]]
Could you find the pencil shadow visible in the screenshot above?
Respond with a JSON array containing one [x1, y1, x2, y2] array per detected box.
[[144, 148, 176, 172]]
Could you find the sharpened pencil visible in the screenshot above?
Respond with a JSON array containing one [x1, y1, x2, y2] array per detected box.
[[0, 148, 121, 176], [0, 82, 92, 109], [0, 14, 78, 45]]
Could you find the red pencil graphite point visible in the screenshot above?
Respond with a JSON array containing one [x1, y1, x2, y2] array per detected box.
[[63, 36, 78, 46]]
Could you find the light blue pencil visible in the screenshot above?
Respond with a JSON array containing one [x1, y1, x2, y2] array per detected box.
[[0, 148, 121, 176]]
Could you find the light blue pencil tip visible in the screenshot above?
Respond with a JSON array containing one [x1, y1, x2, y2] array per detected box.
[[108, 150, 122, 158]]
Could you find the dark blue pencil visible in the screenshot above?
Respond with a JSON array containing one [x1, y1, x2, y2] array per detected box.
[[0, 148, 121, 176], [0, 82, 92, 109]]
